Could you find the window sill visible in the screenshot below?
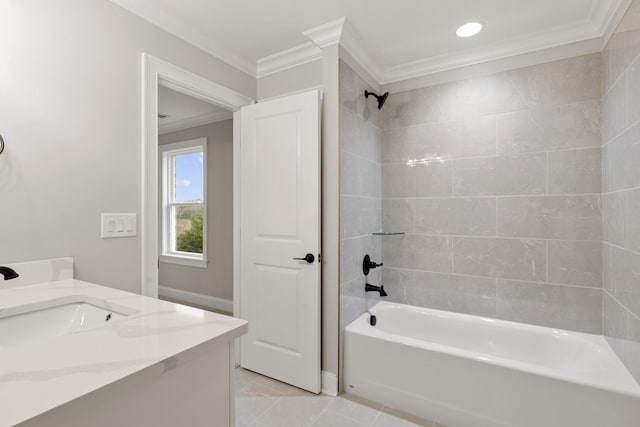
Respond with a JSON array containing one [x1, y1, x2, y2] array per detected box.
[[159, 254, 207, 268]]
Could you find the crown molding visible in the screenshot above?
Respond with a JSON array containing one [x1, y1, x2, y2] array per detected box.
[[339, 20, 385, 85], [110, 0, 257, 76], [159, 110, 233, 135], [256, 42, 322, 78], [381, 0, 630, 84], [115, 0, 631, 88], [599, 0, 633, 47], [303, 17, 346, 48]]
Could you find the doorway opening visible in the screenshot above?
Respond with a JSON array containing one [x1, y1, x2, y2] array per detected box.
[[140, 54, 253, 320], [156, 85, 234, 314]]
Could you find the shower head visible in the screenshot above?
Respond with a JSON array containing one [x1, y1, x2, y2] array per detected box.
[[364, 90, 389, 110]]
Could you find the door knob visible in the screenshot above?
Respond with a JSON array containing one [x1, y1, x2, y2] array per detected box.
[[293, 253, 315, 263]]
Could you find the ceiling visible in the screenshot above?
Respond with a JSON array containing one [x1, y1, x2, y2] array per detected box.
[[158, 86, 232, 135], [111, 0, 629, 84]]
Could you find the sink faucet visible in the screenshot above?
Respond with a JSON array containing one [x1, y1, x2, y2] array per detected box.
[[0, 266, 19, 280]]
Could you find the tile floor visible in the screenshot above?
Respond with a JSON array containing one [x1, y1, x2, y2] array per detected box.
[[235, 368, 446, 427], [166, 297, 447, 426]]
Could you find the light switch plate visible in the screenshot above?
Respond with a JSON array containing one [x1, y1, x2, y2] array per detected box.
[[101, 213, 137, 238]]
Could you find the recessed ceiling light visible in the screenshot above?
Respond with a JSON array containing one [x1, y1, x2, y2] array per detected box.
[[456, 22, 483, 38]]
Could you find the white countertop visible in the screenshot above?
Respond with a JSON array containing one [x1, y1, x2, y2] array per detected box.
[[0, 279, 248, 427]]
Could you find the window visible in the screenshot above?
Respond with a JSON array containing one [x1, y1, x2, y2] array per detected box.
[[160, 138, 207, 268]]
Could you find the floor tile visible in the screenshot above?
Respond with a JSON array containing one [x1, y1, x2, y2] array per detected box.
[[311, 410, 369, 427], [234, 368, 445, 427]]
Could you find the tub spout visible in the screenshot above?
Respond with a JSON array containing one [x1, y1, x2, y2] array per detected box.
[[0, 266, 19, 281], [365, 282, 388, 297]]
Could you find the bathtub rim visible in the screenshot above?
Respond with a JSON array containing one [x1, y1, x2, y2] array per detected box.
[[345, 301, 640, 399]]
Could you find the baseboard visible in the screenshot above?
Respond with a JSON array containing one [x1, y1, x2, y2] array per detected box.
[[321, 371, 338, 396], [159, 286, 233, 314]]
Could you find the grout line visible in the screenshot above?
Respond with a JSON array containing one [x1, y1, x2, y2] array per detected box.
[[546, 240, 550, 283], [384, 266, 603, 290], [603, 186, 640, 196], [605, 289, 640, 323], [381, 98, 600, 132], [601, 50, 640, 100], [369, 232, 601, 243], [379, 193, 603, 199], [545, 151, 550, 194], [379, 147, 602, 166], [606, 241, 640, 257]]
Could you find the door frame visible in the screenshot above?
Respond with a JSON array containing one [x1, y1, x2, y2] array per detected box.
[[140, 53, 253, 317]]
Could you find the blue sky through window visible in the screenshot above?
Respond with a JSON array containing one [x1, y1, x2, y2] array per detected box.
[[175, 152, 203, 202]]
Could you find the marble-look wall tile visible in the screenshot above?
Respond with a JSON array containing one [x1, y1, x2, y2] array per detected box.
[[496, 101, 601, 154], [381, 116, 496, 163], [382, 83, 458, 130], [497, 280, 603, 334], [382, 268, 415, 305], [453, 154, 547, 196], [340, 150, 360, 196], [413, 197, 496, 236], [382, 161, 452, 198], [604, 291, 629, 343], [382, 234, 453, 273], [611, 245, 640, 317], [600, 2, 640, 381], [548, 54, 602, 105], [454, 64, 548, 118], [627, 56, 640, 126], [452, 237, 547, 282], [603, 242, 613, 294], [548, 240, 602, 288], [605, 1, 640, 92], [626, 188, 640, 252], [548, 148, 602, 194], [602, 191, 627, 246], [340, 238, 360, 284], [381, 199, 414, 233], [603, 291, 640, 383], [602, 73, 628, 143], [605, 122, 640, 191], [340, 107, 382, 163], [497, 195, 602, 240], [340, 196, 380, 239], [340, 61, 383, 353], [377, 54, 603, 336], [413, 271, 498, 317], [340, 61, 380, 128], [626, 313, 640, 383]]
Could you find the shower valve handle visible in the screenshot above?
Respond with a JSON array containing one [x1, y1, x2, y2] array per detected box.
[[363, 255, 384, 276]]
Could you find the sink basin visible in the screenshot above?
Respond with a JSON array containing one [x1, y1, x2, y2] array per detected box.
[[0, 300, 129, 351]]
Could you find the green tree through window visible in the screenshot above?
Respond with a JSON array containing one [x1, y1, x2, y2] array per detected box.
[[176, 211, 203, 253]]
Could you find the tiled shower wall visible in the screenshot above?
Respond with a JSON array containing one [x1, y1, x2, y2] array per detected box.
[[601, 0, 640, 382], [379, 53, 604, 334], [339, 62, 382, 380]]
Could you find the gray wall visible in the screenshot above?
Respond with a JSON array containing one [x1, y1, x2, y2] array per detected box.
[[338, 61, 382, 385], [379, 53, 603, 334], [0, 0, 254, 293], [602, 0, 640, 383], [158, 120, 234, 301], [257, 60, 323, 100]]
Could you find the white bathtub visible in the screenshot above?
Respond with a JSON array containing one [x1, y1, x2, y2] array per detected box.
[[344, 301, 640, 427]]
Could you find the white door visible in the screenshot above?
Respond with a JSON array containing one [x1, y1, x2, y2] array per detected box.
[[239, 90, 321, 393]]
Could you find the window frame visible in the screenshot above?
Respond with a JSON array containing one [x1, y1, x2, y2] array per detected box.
[[159, 137, 208, 268]]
